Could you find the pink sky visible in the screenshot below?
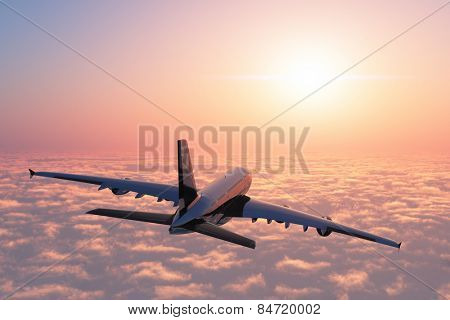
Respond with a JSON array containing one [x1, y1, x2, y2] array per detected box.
[[0, 0, 449, 154]]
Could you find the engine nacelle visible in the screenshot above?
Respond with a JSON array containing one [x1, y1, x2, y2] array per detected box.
[[316, 216, 333, 237], [111, 188, 130, 195], [316, 227, 332, 237]]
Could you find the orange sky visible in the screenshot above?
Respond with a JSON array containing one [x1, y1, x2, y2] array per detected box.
[[0, 0, 449, 154]]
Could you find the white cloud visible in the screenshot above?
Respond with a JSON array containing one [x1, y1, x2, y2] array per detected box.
[[274, 285, 322, 298], [12, 284, 103, 299], [276, 256, 330, 272], [129, 243, 185, 254], [170, 250, 250, 270], [223, 273, 265, 293], [384, 276, 406, 296], [328, 269, 368, 290], [122, 261, 190, 282], [154, 283, 213, 299]]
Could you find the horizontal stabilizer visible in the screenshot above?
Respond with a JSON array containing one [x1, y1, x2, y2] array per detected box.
[[86, 208, 174, 225], [184, 221, 255, 249]]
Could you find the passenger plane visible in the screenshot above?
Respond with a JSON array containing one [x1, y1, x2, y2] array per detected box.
[[29, 140, 401, 249]]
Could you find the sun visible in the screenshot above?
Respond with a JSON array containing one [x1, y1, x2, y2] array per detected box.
[[263, 51, 340, 105], [281, 60, 334, 91]]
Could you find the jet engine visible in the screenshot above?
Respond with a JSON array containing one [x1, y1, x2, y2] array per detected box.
[[111, 188, 130, 195], [316, 216, 333, 237]]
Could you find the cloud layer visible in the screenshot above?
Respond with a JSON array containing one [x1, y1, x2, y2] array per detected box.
[[0, 154, 449, 299]]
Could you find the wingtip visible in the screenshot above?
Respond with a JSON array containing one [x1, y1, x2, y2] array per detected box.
[[397, 241, 402, 249], [28, 169, 35, 179], [86, 208, 100, 215]]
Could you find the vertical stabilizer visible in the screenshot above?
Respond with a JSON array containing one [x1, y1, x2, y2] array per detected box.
[[177, 140, 198, 209]]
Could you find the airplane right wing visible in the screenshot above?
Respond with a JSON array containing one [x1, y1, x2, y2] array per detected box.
[[221, 196, 401, 249]]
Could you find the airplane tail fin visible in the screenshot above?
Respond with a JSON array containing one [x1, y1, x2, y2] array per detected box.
[[177, 139, 198, 208]]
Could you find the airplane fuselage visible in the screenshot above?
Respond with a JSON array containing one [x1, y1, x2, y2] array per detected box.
[[170, 167, 251, 232]]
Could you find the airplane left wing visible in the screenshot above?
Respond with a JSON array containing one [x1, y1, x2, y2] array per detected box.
[[222, 196, 401, 249], [87, 208, 174, 225], [29, 169, 179, 204]]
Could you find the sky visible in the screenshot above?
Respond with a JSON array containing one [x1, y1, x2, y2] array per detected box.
[[0, 0, 449, 154], [0, 0, 449, 300]]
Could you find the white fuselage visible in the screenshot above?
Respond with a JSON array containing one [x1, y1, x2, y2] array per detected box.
[[170, 167, 252, 229]]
